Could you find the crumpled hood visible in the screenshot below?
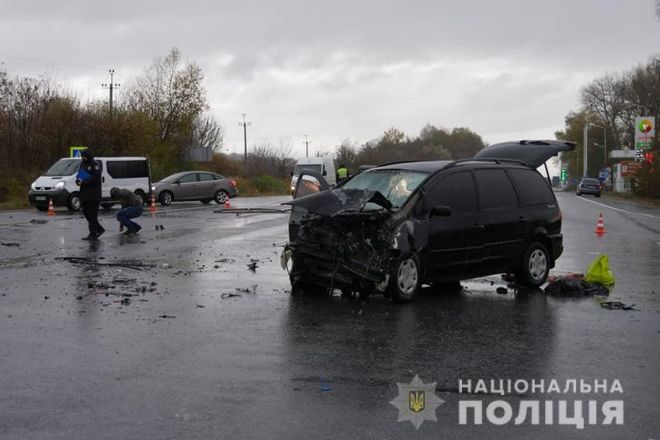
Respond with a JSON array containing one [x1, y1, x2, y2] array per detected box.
[[284, 188, 393, 216]]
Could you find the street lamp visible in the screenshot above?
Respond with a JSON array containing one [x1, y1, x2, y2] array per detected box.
[[593, 142, 607, 168], [590, 123, 607, 168], [624, 99, 651, 115], [582, 122, 607, 177]]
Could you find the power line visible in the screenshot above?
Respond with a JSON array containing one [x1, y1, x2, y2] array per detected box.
[[0, 52, 108, 72]]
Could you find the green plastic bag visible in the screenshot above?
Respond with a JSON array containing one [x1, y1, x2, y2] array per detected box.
[[585, 254, 615, 286]]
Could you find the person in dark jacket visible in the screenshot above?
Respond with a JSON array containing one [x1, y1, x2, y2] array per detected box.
[[110, 187, 143, 234], [76, 150, 105, 240]]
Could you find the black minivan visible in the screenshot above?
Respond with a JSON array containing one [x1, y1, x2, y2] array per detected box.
[[282, 140, 575, 302]]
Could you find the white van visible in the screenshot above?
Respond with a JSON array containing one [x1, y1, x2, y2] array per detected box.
[[28, 157, 151, 211], [290, 157, 336, 194]]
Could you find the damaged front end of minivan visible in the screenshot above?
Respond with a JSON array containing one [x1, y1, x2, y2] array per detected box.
[[281, 187, 425, 297]]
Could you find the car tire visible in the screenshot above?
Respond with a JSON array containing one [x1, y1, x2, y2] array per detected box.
[[66, 193, 81, 211], [201, 199, 211, 205], [214, 190, 229, 204], [595, 194, 601, 198], [576, 191, 581, 196], [36, 206, 48, 212], [159, 191, 173, 206], [101, 203, 114, 210], [387, 253, 422, 302], [517, 242, 550, 287]]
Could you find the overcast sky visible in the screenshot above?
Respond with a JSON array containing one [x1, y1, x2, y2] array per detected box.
[[1, 0, 659, 159]]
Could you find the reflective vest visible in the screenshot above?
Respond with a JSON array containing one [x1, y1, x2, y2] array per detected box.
[[337, 167, 348, 179]]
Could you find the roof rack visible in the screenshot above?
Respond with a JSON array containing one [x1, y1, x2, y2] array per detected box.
[[375, 160, 425, 167], [444, 157, 529, 170]]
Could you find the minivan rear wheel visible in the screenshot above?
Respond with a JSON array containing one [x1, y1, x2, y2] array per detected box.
[[388, 253, 422, 302], [66, 193, 81, 211], [517, 242, 550, 287]]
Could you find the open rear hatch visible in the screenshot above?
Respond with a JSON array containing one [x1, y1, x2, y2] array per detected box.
[[474, 140, 576, 168]]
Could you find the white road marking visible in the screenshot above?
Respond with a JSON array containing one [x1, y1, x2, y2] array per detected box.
[[577, 197, 660, 220]]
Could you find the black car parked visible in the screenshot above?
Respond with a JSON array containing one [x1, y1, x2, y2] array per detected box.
[[282, 140, 574, 302]]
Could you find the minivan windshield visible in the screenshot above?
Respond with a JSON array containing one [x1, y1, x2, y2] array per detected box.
[[342, 169, 429, 209], [293, 164, 323, 175], [45, 159, 80, 176]]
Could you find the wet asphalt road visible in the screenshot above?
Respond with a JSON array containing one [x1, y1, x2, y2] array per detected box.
[[1, 193, 659, 439]]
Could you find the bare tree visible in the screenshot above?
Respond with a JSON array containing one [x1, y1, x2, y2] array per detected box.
[[335, 138, 358, 169], [190, 112, 224, 151], [124, 48, 208, 144]]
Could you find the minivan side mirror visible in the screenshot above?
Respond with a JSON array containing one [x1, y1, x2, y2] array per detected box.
[[290, 171, 294, 177], [430, 205, 452, 217], [322, 170, 327, 176]]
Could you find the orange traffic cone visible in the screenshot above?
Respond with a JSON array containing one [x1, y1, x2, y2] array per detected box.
[[594, 212, 606, 235], [149, 194, 157, 213], [47, 198, 55, 216], [224, 195, 231, 209]]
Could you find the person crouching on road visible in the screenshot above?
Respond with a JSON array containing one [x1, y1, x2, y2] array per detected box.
[[110, 187, 143, 235]]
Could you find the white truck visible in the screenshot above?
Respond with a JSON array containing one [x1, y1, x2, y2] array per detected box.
[[290, 157, 336, 195]]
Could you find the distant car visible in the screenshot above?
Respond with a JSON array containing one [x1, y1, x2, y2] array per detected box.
[[576, 178, 602, 198], [151, 171, 237, 206]]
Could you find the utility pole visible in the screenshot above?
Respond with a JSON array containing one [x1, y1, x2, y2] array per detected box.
[[583, 120, 589, 178], [239, 113, 252, 162], [101, 69, 120, 119], [303, 134, 310, 158]]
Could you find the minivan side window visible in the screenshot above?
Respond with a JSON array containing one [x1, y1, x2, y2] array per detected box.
[[106, 160, 149, 179], [426, 171, 477, 214], [508, 168, 555, 206], [474, 169, 518, 210]]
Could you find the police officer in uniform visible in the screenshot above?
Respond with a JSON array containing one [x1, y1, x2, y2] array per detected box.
[[337, 164, 349, 183], [77, 150, 105, 240]]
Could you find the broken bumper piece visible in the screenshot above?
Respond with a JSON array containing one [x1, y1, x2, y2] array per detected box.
[[289, 242, 387, 286]]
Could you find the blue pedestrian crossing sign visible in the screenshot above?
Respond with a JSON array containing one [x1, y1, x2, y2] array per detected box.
[[70, 146, 88, 157]]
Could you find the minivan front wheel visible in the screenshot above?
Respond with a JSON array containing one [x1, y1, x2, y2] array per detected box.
[[517, 242, 550, 287], [388, 253, 422, 302]]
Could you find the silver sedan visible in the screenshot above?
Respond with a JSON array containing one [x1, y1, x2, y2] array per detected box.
[[152, 171, 238, 206]]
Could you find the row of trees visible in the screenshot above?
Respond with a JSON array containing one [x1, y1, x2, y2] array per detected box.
[[555, 56, 659, 197], [0, 48, 222, 185], [0, 46, 490, 204], [335, 125, 486, 171]]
